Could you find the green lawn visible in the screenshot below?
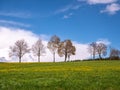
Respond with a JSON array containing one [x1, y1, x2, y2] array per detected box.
[[0, 61, 120, 90]]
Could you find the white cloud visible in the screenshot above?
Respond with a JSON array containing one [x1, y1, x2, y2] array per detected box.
[[55, 4, 81, 14], [72, 5, 81, 10], [55, 5, 73, 14], [78, 0, 120, 14], [0, 26, 38, 62], [100, 3, 120, 14], [63, 13, 73, 19], [77, 0, 86, 2], [0, 12, 31, 18], [96, 39, 111, 45], [54, 2, 81, 18], [0, 26, 91, 62], [63, 15, 70, 19], [0, 20, 30, 27], [73, 42, 90, 60], [86, 0, 117, 4]]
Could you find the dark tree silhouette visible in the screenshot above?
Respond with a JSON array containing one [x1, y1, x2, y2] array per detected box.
[[58, 40, 76, 62]]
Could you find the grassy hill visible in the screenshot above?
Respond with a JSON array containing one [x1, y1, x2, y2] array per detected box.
[[0, 61, 120, 90]]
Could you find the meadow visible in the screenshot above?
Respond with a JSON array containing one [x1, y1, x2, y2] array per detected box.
[[0, 61, 120, 90]]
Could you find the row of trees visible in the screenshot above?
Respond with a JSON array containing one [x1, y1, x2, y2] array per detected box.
[[88, 42, 107, 60], [8, 35, 120, 62], [9, 35, 76, 63], [88, 42, 120, 60]]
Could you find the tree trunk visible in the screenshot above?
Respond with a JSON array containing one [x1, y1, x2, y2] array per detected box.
[[19, 56, 21, 63], [68, 55, 70, 62], [99, 54, 102, 60], [93, 51, 95, 60], [65, 53, 67, 62], [38, 56, 40, 62], [93, 54, 95, 60], [53, 52, 55, 62], [19, 50, 22, 63]]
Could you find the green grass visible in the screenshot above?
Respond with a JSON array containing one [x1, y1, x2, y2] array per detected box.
[[0, 61, 120, 90]]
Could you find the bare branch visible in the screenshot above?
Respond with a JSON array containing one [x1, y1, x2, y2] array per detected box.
[[32, 38, 46, 62], [9, 39, 30, 63], [47, 35, 60, 62]]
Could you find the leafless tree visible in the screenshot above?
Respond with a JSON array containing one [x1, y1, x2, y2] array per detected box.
[[96, 43, 107, 60], [32, 38, 46, 62], [47, 35, 60, 62], [9, 39, 30, 63], [109, 48, 120, 60], [58, 40, 76, 62], [88, 42, 97, 60]]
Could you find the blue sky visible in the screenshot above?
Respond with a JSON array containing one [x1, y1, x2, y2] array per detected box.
[[0, 0, 120, 49]]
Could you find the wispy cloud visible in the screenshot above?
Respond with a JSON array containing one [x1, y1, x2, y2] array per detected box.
[[63, 13, 73, 19], [0, 11, 31, 18], [72, 5, 81, 9], [0, 20, 30, 28], [100, 3, 120, 15], [79, 0, 117, 5], [55, 4, 81, 14], [54, 3, 81, 19], [55, 5, 72, 14]]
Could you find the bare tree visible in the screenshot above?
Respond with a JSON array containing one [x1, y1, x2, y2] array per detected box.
[[32, 38, 45, 62], [109, 48, 120, 60], [96, 43, 107, 60], [58, 40, 76, 62], [47, 35, 60, 62], [88, 42, 97, 60], [9, 39, 30, 63]]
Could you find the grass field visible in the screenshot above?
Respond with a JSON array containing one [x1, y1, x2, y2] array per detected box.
[[0, 61, 120, 90]]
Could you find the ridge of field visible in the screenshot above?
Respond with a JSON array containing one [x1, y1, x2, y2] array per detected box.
[[0, 61, 120, 90]]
